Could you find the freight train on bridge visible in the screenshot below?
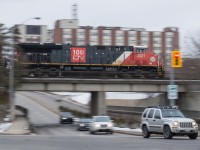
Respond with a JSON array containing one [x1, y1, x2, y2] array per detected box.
[[17, 43, 165, 79]]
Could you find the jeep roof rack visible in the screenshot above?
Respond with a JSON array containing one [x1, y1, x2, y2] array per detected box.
[[147, 106, 179, 109]]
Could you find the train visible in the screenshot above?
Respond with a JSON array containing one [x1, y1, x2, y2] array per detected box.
[[18, 43, 165, 78]]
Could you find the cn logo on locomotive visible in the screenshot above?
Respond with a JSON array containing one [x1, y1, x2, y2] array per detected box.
[[71, 47, 86, 63]]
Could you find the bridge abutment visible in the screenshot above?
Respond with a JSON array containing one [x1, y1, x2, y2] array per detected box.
[[178, 92, 200, 111]]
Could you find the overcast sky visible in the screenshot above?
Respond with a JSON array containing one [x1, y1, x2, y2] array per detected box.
[[1, 0, 200, 52]]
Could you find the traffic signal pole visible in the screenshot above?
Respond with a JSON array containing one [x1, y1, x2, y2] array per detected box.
[[171, 51, 182, 68], [169, 66, 175, 106], [168, 50, 182, 106]]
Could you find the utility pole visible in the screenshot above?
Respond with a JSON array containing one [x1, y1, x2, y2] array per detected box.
[[169, 62, 176, 106]]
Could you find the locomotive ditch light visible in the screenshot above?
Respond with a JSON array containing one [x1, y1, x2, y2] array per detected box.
[[171, 50, 182, 68]]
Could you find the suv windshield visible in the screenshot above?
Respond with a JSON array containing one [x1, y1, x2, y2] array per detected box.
[[161, 109, 185, 118]]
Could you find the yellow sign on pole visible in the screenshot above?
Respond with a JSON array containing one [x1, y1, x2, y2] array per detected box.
[[171, 50, 182, 68]]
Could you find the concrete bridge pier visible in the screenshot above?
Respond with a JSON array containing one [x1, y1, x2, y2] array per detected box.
[[90, 91, 107, 116]]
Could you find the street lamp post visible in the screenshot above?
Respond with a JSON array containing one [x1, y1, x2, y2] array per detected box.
[[9, 34, 15, 121], [9, 17, 41, 121], [20, 17, 41, 25]]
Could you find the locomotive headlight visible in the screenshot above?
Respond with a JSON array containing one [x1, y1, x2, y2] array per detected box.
[[150, 57, 156, 62]]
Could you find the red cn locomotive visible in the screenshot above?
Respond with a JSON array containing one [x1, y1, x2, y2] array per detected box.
[[18, 43, 164, 78], [112, 45, 164, 78]]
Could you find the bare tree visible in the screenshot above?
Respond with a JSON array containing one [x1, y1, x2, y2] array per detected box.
[[0, 23, 9, 88], [177, 30, 200, 79], [0, 24, 22, 90], [0, 23, 9, 58], [184, 29, 200, 58]]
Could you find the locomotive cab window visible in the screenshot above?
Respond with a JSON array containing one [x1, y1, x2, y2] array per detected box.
[[25, 53, 33, 62], [135, 48, 147, 53]]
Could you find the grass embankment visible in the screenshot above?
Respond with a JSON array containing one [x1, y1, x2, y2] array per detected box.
[[0, 92, 9, 105], [0, 92, 9, 120]]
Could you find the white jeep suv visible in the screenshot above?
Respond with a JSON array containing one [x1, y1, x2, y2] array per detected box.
[[141, 106, 198, 139]]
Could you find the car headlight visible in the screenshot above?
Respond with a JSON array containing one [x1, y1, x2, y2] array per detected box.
[[79, 123, 84, 127], [173, 121, 178, 127], [95, 124, 100, 127], [108, 123, 113, 127], [192, 121, 197, 127]]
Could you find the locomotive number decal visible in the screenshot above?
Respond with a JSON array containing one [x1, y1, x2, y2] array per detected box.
[[71, 47, 86, 63], [136, 54, 145, 58]]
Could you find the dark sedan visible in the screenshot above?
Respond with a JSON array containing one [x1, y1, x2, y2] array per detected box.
[[60, 112, 74, 124], [77, 118, 92, 131]]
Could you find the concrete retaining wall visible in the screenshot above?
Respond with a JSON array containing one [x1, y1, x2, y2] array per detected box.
[[179, 92, 200, 112], [106, 93, 168, 107]]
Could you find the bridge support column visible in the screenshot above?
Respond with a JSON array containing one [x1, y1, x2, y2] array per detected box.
[[90, 91, 107, 116]]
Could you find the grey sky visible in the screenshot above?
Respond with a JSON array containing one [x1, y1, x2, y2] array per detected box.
[[1, 0, 200, 51]]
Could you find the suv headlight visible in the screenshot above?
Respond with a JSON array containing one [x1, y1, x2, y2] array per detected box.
[[173, 121, 179, 127], [192, 121, 197, 127]]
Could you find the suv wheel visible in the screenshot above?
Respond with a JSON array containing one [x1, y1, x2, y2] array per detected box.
[[142, 125, 150, 138], [188, 133, 198, 139], [163, 126, 173, 139]]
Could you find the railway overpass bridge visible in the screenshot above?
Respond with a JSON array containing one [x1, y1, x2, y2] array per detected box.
[[16, 78, 200, 115]]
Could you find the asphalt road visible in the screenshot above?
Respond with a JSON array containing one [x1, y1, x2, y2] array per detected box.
[[0, 134, 199, 150], [10, 91, 200, 150], [15, 92, 59, 126]]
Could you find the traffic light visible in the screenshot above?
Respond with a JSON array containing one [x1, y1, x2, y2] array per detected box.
[[171, 50, 182, 68]]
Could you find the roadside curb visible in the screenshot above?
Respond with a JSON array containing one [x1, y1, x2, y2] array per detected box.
[[114, 129, 200, 137], [0, 130, 31, 135], [114, 130, 142, 136], [0, 116, 32, 135]]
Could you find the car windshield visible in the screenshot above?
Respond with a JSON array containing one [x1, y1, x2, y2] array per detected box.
[[161, 109, 185, 118], [79, 118, 91, 122], [61, 112, 73, 117], [94, 116, 111, 122]]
